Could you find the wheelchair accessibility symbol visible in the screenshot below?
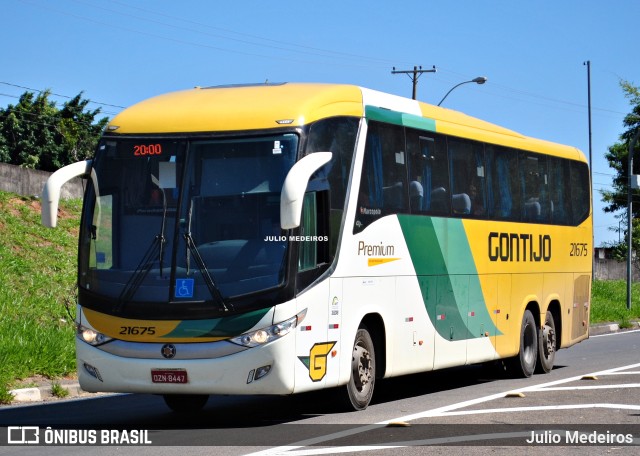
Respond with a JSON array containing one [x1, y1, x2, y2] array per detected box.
[[175, 278, 194, 298]]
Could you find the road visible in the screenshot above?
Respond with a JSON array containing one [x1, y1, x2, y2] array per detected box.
[[0, 329, 639, 455]]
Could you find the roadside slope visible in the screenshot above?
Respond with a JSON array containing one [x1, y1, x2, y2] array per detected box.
[[0, 191, 81, 401]]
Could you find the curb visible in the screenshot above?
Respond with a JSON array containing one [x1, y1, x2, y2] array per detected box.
[[589, 320, 640, 336], [8, 382, 85, 403], [6, 321, 640, 404]]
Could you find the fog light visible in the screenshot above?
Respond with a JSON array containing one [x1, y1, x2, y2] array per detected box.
[[247, 365, 272, 383], [255, 365, 272, 380], [83, 362, 103, 382]]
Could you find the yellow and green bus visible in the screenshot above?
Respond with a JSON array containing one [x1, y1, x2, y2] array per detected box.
[[42, 83, 592, 411]]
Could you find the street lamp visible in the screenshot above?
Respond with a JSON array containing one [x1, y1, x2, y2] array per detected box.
[[437, 76, 487, 106]]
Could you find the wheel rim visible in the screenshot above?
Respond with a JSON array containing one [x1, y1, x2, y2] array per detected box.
[[541, 325, 555, 359], [352, 343, 373, 396], [523, 321, 536, 366]]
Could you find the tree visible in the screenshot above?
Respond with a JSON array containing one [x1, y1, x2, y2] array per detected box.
[[0, 90, 108, 172], [601, 80, 640, 263]]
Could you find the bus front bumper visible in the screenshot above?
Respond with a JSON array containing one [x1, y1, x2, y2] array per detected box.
[[76, 336, 295, 396]]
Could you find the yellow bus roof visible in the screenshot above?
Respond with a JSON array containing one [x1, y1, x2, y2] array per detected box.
[[107, 82, 585, 162], [108, 83, 364, 134]]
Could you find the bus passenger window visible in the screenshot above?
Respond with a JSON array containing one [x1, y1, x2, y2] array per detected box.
[[486, 146, 521, 221], [548, 157, 572, 224], [354, 122, 407, 232], [406, 130, 450, 215], [448, 139, 486, 217], [571, 161, 590, 225], [520, 153, 549, 223]]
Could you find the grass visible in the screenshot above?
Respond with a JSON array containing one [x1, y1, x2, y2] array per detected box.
[[590, 280, 640, 326], [50, 382, 70, 398], [0, 189, 638, 403], [0, 191, 81, 403]]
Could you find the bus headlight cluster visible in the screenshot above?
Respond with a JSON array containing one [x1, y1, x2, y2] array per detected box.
[[230, 309, 307, 348], [77, 325, 113, 346]]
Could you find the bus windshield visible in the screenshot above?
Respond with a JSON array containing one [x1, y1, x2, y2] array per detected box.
[[79, 134, 298, 314]]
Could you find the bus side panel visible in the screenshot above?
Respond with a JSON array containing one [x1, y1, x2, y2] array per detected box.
[[433, 275, 468, 370], [509, 273, 543, 351], [572, 273, 591, 341], [340, 276, 395, 383], [392, 276, 434, 376], [494, 274, 516, 358], [466, 275, 500, 364], [541, 272, 567, 333], [293, 279, 336, 394]]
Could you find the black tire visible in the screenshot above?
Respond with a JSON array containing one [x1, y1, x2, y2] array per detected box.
[[535, 310, 556, 374], [343, 327, 376, 411], [508, 309, 538, 378], [163, 394, 209, 413]]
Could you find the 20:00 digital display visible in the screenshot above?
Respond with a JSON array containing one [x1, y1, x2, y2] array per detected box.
[[133, 144, 162, 156]]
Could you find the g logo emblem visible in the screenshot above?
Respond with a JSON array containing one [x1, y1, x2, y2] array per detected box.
[[298, 342, 336, 382]]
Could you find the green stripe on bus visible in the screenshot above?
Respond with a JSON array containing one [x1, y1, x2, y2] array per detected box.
[[365, 106, 436, 132], [397, 215, 500, 341], [163, 307, 271, 338]]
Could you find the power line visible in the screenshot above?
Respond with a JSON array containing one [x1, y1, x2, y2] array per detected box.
[[0, 81, 124, 110], [436, 66, 628, 117], [23, 0, 393, 71], [2, 107, 108, 129], [98, 0, 404, 67]]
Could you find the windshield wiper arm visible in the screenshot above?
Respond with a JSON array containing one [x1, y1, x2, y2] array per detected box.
[[183, 198, 231, 312], [183, 232, 231, 312], [114, 233, 164, 313], [115, 177, 168, 314]]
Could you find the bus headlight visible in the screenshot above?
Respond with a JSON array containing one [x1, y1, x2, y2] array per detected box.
[[77, 325, 113, 346], [230, 309, 307, 348]]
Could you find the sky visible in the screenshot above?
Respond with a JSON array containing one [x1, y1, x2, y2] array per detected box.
[[2, 0, 638, 246]]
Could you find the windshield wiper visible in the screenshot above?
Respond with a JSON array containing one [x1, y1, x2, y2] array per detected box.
[[114, 233, 164, 313], [114, 177, 168, 313], [183, 199, 231, 312]]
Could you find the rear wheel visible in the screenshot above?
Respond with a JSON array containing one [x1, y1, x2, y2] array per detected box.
[[163, 394, 209, 413], [343, 327, 376, 410], [508, 309, 538, 378], [535, 310, 556, 374]]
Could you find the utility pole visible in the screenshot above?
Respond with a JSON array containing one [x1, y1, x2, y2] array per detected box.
[[391, 65, 437, 100], [584, 61, 594, 284], [584, 61, 593, 176], [627, 127, 640, 310]]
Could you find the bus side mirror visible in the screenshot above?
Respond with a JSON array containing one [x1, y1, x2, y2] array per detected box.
[[42, 159, 92, 228], [280, 152, 332, 229]]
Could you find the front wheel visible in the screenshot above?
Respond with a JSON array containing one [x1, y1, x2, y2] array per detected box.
[[163, 394, 209, 413], [536, 310, 556, 374], [507, 309, 538, 378], [343, 327, 376, 411]]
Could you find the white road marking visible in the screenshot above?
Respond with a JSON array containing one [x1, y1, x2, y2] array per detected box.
[[528, 384, 640, 391], [265, 432, 534, 456], [244, 361, 640, 455], [426, 403, 640, 417]]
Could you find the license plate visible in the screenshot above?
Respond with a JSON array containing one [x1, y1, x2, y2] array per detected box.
[[151, 369, 188, 384]]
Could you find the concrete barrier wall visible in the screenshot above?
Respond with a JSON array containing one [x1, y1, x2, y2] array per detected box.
[[0, 162, 85, 199], [594, 258, 639, 281]]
